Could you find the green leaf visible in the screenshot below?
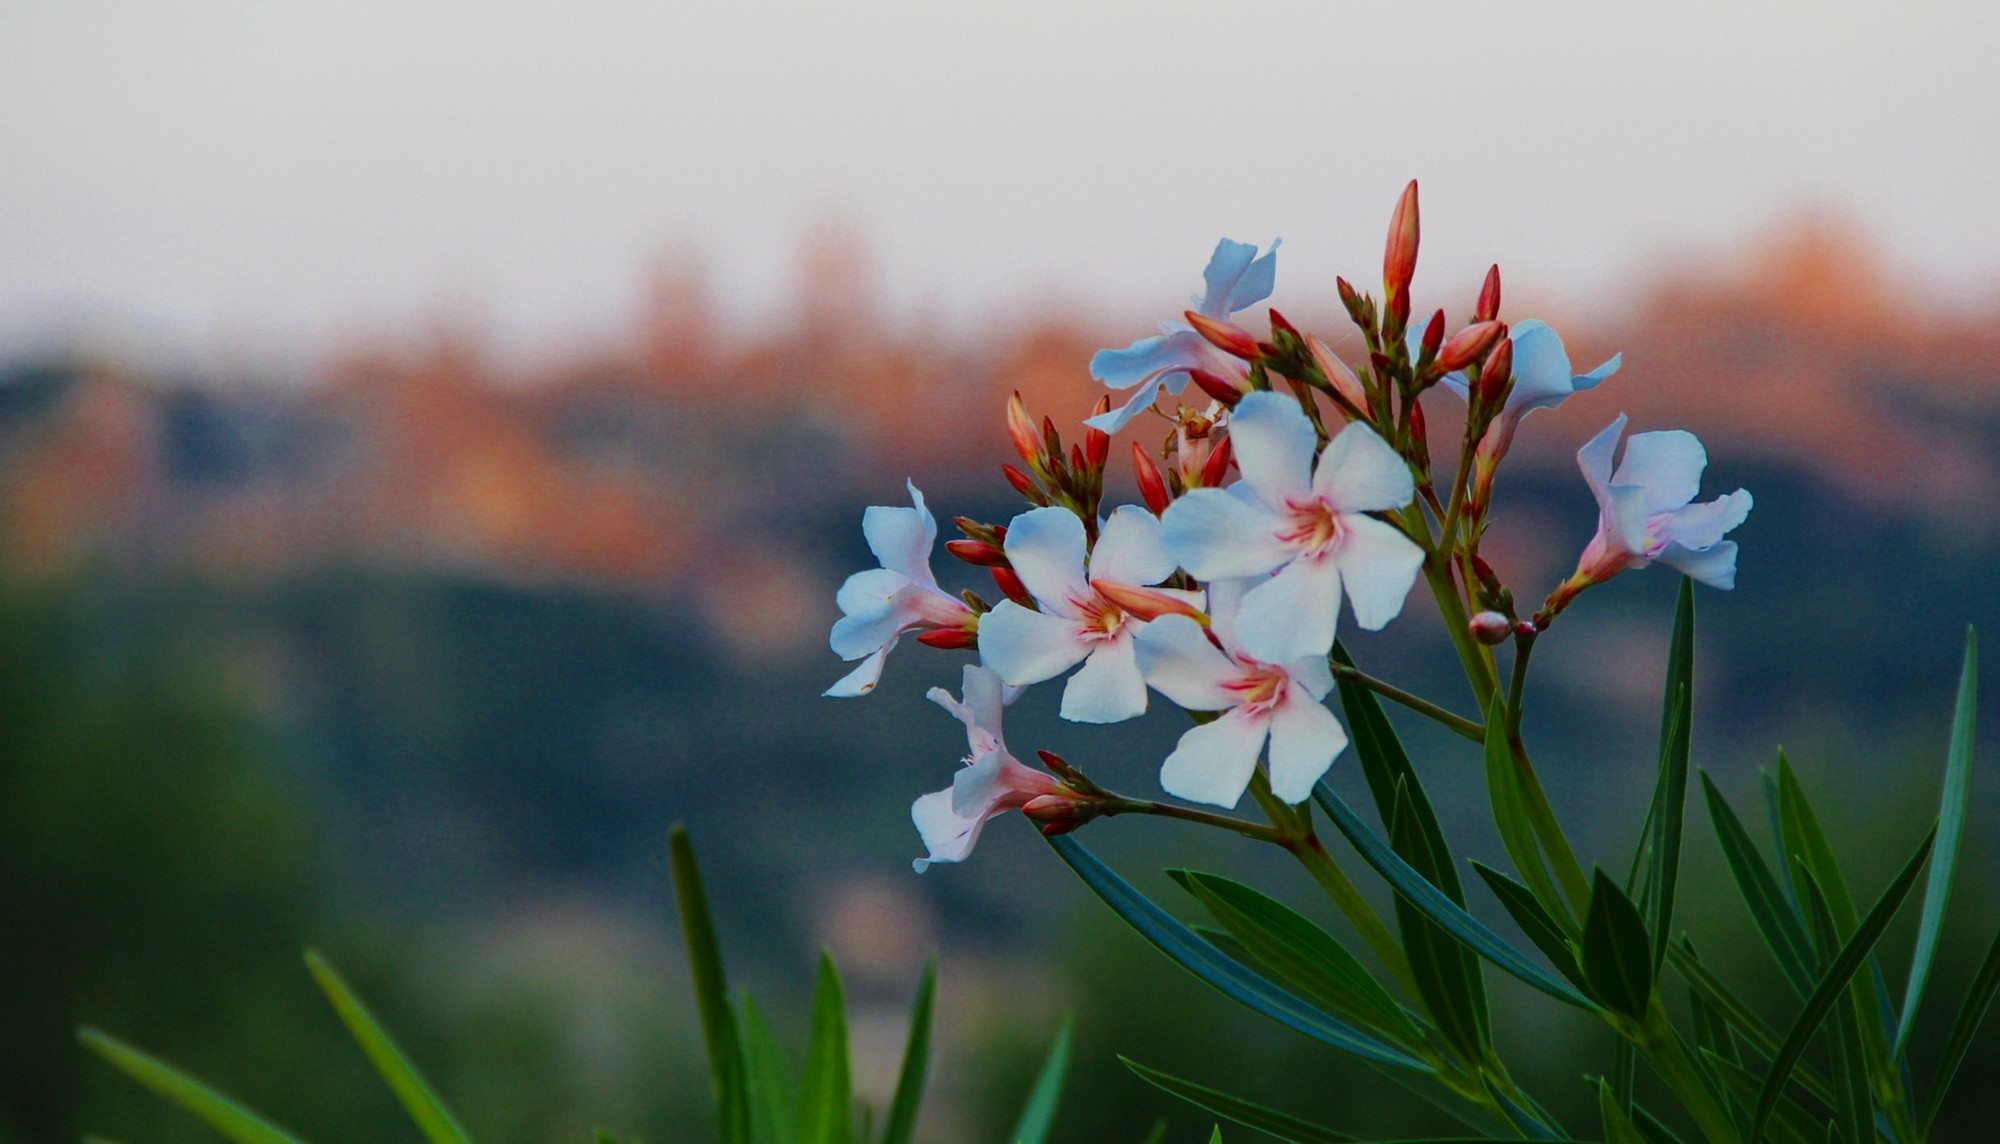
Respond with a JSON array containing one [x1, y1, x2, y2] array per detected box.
[[1596, 1078, 1649, 1144], [737, 995, 798, 1144], [1484, 1077, 1564, 1140], [1045, 835, 1431, 1070], [1332, 642, 1467, 907], [302, 951, 472, 1144], [1388, 783, 1488, 1060], [1310, 782, 1597, 1012], [879, 958, 935, 1144], [1918, 918, 2000, 1135], [1699, 772, 1815, 995], [1469, 861, 1589, 994], [1168, 870, 1424, 1050], [1699, 1050, 1820, 1144], [796, 954, 853, 1144], [1896, 628, 1978, 1059], [77, 1028, 309, 1144], [1800, 873, 1871, 1144], [1138, 1120, 1169, 1144], [1581, 871, 1654, 1020], [1664, 944, 1838, 1108], [1008, 1019, 1071, 1144], [1121, 1057, 1355, 1143], [1209, 1129, 1224, 1144], [1481, 694, 1569, 930], [670, 825, 752, 1144], [1682, 940, 1738, 1071], [1644, 578, 1696, 970], [1750, 824, 1936, 1143]]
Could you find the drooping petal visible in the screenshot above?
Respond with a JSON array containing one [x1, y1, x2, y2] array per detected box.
[[1311, 423, 1415, 514], [1503, 320, 1577, 415], [1576, 352, 1622, 388], [1159, 488, 1292, 581], [825, 642, 895, 698], [834, 566, 908, 623], [1196, 238, 1280, 317], [1657, 489, 1753, 552], [1614, 430, 1708, 514], [1227, 392, 1316, 507], [830, 604, 906, 662], [1086, 377, 1169, 434], [1234, 553, 1342, 664], [1576, 414, 1629, 511], [1089, 505, 1177, 587], [1003, 506, 1091, 614], [1265, 692, 1349, 804], [1060, 629, 1149, 724], [1657, 539, 1740, 590], [1333, 514, 1426, 632], [977, 601, 1092, 687], [1133, 615, 1240, 711], [942, 664, 1010, 752], [863, 481, 939, 584], [1089, 328, 1196, 387], [911, 787, 978, 871], [1159, 707, 1270, 808]]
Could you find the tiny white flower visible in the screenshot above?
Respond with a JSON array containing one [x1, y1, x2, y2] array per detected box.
[[911, 665, 1063, 871], [1159, 392, 1424, 664], [826, 481, 974, 697]]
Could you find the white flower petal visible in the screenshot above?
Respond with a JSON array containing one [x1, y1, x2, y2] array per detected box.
[[1605, 484, 1651, 560], [1658, 539, 1740, 589], [1060, 630, 1149, 724], [1614, 430, 1707, 514], [1203, 574, 1259, 651], [1576, 414, 1629, 512], [1227, 392, 1317, 506], [911, 787, 978, 871], [1503, 320, 1576, 415], [825, 643, 894, 698], [863, 481, 939, 584], [1266, 692, 1348, 804], [958, 664, 1010, 740], [1003, 506, 1091, 614], [1311, 424, 1415, 514], [1160, 488, 1292, 581], [1133, 615, 1240, 710], [1089, 505, 1176, 587], [829, 606, 903, 661], [977, 602, 1092, 687], [1234, 554, 1342, 664], [834, 567, 908, 622], [1286, 652, 1335, 701], [1334, 515, 1427, 631], [1660, 489, 1753, 552], [1159, 708, 1269, 808]]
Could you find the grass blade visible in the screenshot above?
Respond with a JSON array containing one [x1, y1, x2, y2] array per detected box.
[[77, 1028, 309, 1144], [1750, 824, 1935, 1142], [1918, 919, 2000, 1135], [1121, 1057, 1356, 1143], [1045, 835, 1431, 1071], [737, 995, 798, 1144], [304, 950, 472, 1144], [1895, 628, 1977, 1058], [796, 953, 853, 1144], [1311, 782, 1597, 1011], [1008, 1018, 1071, 1144], [670, 825, 752, 1144], [1800, 873, 1871, 1144], [879, 958, 936, 1144], [1699, 772, 1815, 995]]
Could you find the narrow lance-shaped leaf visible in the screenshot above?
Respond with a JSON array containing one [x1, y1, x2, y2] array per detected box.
[[1596, 1078, 1649, 1144], [76, 1029, 309, 1144], [669, 825, 752, 1144], [1700, 771, 1815, 995], [1751, 824, 1936, 1143], [1641, 578, 1696, 970], [1389, 784, 1485, 1059], [1009, 1019, 1072, 1144], [1121, 1057, 1356, 1144], [1470, 861, 1590, 995], [1896, 628, 1978, 1058], [1482, 694, 1569, 930], [1800, 872, 1872, 1144], [1582, 871, 1655, 1021], [304, 951, 474, 1144], [879, 958, 935, 1144], [1919, 919, 2000, 1136], [1045, 835, 1432, 1071], [796, 953, 853, 1144], [737, 995, 798, 1144]]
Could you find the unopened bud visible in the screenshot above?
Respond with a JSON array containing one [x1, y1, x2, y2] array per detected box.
[[1420, 309, 1446, 360], [1474, 264, 1502, 323], [1092, 580, 1206, 624], [917, 626, 979, 650], [1200, 434, 1234, 487], [1477, 337, 1513, 407], [991, 566, 1035, 608], [1184, 310, 1260, 360], [1001, 463, 1040, 500], [1267, 308, 1300, 344], [1514, 620, 1537, 639], [1433, 320, 1505, 373], [1408, 401, 1427, 447], [1336, 276, 1364, 323], [1041, 415, 1062, 461], [1085, 397, 1111, 468], [1469, 611, 1513, 645], [1021, 793, 1100, 836], [1307, 334, 1370, 416], [1132, 443, 1171, 514], [1383, 180, 1420, 303], [1005, 393, 1041, 466], [945, 538, 1007, 567], [1471, 553, 1498, 585], [1188, 367, 1249, 407], [1069, 442, 1085, 473]]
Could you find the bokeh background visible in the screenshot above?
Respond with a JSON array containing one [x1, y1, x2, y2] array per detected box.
[[5, 4, 2000, 1140]]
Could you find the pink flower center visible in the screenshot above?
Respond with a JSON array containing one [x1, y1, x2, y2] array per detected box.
[[1224, 661, 1290, 716], [1279, 497, 1345, 556], [1069, 592, 1127, 642]]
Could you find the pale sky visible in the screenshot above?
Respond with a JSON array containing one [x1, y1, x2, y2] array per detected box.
[[3, 2, 1998, 366]]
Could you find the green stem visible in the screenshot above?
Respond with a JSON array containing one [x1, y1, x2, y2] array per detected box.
[[1328, 659, 1484, 743], [1634, 1005, 1741, 1144], [1108, 799, 1283, 845], [1414, 534, 1498, 709]]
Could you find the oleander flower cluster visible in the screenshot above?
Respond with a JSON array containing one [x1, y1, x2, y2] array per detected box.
[[824, 183, 1752, 872]]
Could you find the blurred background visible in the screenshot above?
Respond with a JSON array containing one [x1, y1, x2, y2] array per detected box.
[[4, 3, 1999, 1140]]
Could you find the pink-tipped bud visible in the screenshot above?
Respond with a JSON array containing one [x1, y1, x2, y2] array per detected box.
[[1069, 442, 1085, 473], [1409, 401, 1428, 447], [1267, 308, 1300, 343], [991, 566, 1034, 608], [1132, 443, 1171, 514], [1474, 264, 1502, 323], [917, 626, 979, 650], [1001, 463, 1039, 499], [1420, 309, 1446, 359], [1469, 611, 1512, 646], [1383, 180, 1420, 302], [1335, 276, 1364, 322], [1200, 434, 1234, 487], [1021, 793, 1098, 836], [1514, 620, 1537, 639], [1188, 367, 1249, 407], [1471, 553, 1499, 584], [1005, 392, 1041, 466], [1085, 397, 1111, 468], [1477, 336, 1513, 406], [1184, 310, 1260, 360], [1433, 320, 1505, 373], [1307, 333, 1370, 416], [1093, 580, 1206, 624], [945, 538, 1007, 567]]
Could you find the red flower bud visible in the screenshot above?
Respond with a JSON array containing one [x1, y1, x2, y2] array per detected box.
[[1200, 433, 1234, 487], [1005, 392, 1041, 466], [1335, 276, 1364, 322], [1132, 443, 1171, 514], [1409, 401, 1428, 446], [1469, 611, 1512, 646], [945, 538, 1007, 567], [1183, 310, 1260, 360], [1188, 367, 1249, 407], [1433, 320, 1505, 373], [991, 566, 1034, 607], [1471, 553, 1498, 583], [1001, 463, 1039, 499], [1267, 308, 1300, 342], [1420, 309, 1446, 359], [1021, 793, 1097, 836], [1383, 179, 1420, 303], [1092, 579, 1206, 623], [1085, 397, 1111, 468], [1474, 264, 1502, 323], [1307, 333, 1370, 417], [917, 626, 979, 650], [1069, 442, 1085, 473], [1477, 336, 1513, 407]]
